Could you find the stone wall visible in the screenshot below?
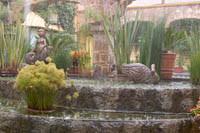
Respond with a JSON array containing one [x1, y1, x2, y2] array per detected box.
[[127, 3, 200, 25], [77, 0, 132, 14], [0, 111, 200, 133]]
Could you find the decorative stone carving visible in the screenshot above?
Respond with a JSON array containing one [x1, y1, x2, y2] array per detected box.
[[122, 63, 160, 84], [25, 29, 53, 64]]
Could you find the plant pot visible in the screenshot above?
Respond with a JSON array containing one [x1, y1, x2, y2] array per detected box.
[[80, 68, 93, 78], [174, 67, 184, 73], [161, 53, 176, 79], [27, 107, 55, 113]]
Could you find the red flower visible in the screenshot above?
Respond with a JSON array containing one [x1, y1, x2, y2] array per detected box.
[[196, 105, 199, 110], [190, 108, 195, 112]]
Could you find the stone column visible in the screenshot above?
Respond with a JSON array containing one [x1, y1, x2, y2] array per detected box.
[[90, 22, 114, 77]]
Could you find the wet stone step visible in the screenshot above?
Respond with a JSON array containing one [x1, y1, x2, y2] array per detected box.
[[0, 79, 199, 113]]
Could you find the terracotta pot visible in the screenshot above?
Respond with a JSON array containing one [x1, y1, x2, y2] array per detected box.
[[174, 67, 184, 73], [27, 107, 55, 113], [161, 53, 176, 79]]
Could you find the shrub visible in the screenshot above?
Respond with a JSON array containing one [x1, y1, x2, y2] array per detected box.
[[14, 57, 66, 110], [169, 18, 200, 34], [46, 32, 77, 72]]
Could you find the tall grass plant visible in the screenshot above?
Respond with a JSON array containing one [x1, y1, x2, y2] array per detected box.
[[186, 30, 200, 84], [101, 5, 140, 71], [0, 21, 29, 71], [139, 17, 166, 75]]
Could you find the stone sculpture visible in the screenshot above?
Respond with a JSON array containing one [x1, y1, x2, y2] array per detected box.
[[121, 63, 160, 84], [25, 29, 53, 64]]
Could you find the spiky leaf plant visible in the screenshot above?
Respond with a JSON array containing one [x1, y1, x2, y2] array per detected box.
[[101, 5, 140, 71], [0, 21, 29, 71]]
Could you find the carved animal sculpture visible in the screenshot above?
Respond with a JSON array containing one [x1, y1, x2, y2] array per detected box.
[[122, 63, 160, 84]]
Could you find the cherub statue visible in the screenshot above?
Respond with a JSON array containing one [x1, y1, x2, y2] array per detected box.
[[25, 29, 53, 64]]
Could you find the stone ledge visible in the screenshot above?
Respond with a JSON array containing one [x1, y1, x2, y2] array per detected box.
[[0, 111, 200, 133]]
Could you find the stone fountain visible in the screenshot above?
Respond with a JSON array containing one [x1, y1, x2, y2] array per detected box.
[[0, 79, 200, 132]]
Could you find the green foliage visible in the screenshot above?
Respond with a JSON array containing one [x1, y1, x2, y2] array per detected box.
[[14, 58, 66, 110], [186, 30, 200, 84], [0, 21, 29, 70], [188, 54, 200, 84], [78, 52, 92, 70], [139, 17, 166, 75], [169, 18, 200, 34], [0, 2, 8, 22], [46, 32, 77, 71], [163, 27, 185, 51], [33, 2, 75, 34], [101, 5, 140, 70]]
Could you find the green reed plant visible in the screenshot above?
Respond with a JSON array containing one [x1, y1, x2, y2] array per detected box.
[[188, 54, 200, 84], [139, 17, 166, 75], [0, 21, 29, 71], [14, 57, 66, 110], [186, 30, 200, 84], [101, 5, 140, 71]]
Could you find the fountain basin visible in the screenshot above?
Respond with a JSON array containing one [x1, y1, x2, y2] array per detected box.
[[0, 99, 200, 133]]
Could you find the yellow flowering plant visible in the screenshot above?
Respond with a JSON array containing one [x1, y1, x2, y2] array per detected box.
[[14, 57, 66, 111]]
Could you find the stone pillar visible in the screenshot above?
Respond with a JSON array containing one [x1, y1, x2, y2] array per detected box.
[[90, 22, 114, 77]]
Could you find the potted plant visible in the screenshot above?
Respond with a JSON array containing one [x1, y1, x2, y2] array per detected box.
[[161, 27, 185, 79], [14, 57, 66, 113]]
